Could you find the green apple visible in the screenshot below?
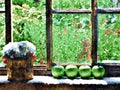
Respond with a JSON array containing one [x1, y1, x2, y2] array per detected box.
[[65, 65, 78, 79], [79, 65, 91, 79], [51, 65, 64, 78], [92, 65, 105, 79]]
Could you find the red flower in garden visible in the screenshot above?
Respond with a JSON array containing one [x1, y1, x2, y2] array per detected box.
[[40, 60, 45, 66], [81, 40, 89, 52], [72, 21, 77, 25], [115, 30, 120, 34], [87, 54, 91, 59], [2, 56, 7, 64], [87, 54, 99, 60], [105, 30, 111, 35], [87, 23, 91, 28], [85, 46, 89, 52], [32, 55, 37, 61]]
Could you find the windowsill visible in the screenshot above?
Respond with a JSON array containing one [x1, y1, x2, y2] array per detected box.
[[0, 75, 120, 85]]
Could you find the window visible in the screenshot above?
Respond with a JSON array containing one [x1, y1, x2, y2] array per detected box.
[[0, 0, 120, 76], [46, 0, 120, 76]]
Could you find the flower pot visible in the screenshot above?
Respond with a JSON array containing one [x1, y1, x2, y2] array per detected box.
[[7, 58, 33, 82]]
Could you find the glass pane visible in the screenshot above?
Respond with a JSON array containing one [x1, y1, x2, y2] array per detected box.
[[53, 0, 90, 9], [98, 0, 118, 8], [98, 14, 120, 63], [53, 14, 91, 64], [12, 1, 46, 66], [0, 13, 5, 66], [0, 0, 5, 10]]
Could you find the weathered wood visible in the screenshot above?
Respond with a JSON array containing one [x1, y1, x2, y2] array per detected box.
[[0, 83, 120, 90], [91, 0, 98, 65], [53, 8, 120, 14], [97, 8, 120, 14], [33, 66, 52, 75], [5, 0, 12, 44], [46, 0, 53, 70], [7, 59, 33, 82], [0, 76, 120, 90], [1, 63, 120, 77], [53, 9, 91, 14], [99, 63, 120, 77]]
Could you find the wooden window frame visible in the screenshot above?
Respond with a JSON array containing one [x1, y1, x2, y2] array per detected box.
[[0, 0, 120, 76], [45, 0, 120, 77]]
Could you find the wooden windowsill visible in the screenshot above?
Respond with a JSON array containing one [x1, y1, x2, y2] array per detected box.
[[28, 76, 120, 85], [0, 76, 120, 90], [0, 75, 120, 85]]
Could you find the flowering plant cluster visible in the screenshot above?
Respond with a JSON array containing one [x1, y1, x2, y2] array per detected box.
[[2, 41, 37, 64]]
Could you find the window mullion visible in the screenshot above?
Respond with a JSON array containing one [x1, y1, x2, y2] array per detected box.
[[97, 8, 120, 14], [46, 0, 53, 70], [5, 0, 12, 44], [91, 0, 98, 65], [52, 9, 91, 14]]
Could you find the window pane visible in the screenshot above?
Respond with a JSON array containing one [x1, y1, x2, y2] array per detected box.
[[0, 13, 5, 66], [98, 14, 120, 63], [53, 0, 90, 9], [12, 1, 46, 66], [0, 0, 5, 10], [53, 14, 91, 64], [98, 0, 118, 8]]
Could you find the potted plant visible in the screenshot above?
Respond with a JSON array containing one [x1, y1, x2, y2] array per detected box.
[[2, 41, 36, 82]]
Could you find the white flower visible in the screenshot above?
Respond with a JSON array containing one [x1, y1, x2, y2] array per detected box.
[[3, 41, 36, 59]]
